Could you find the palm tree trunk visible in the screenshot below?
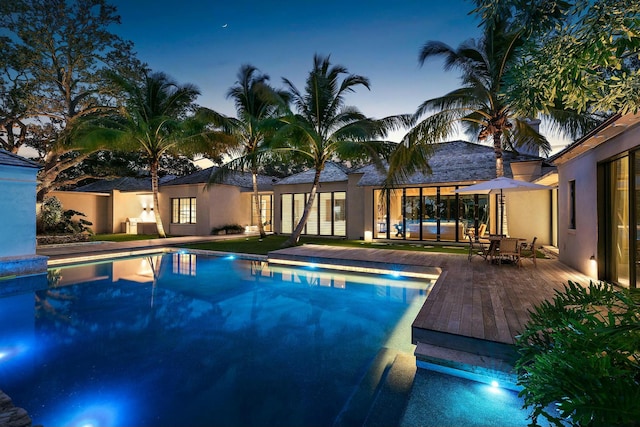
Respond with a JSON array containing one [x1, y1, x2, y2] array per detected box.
[[281, 168, 322, 248], [493, 132, 504, 178], [151, 159, 167, 238], [252, 170, 266, 239]]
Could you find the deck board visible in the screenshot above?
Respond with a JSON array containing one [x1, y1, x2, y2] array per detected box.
[[268, 245, 594, 353]]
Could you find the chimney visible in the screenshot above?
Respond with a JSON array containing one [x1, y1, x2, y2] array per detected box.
[[520, 118, 542, 157]]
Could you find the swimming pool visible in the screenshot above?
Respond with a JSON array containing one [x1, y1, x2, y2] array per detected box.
[[0, 252, 433, 427]]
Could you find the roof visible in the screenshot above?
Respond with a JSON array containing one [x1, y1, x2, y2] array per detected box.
[[74, 176, 174, 193], [163, 167, 278, 191], [274, 162, 350, 186], [355, 140, 546, 186], [550, 113, 640, 166], [0, 150, 41, 169]]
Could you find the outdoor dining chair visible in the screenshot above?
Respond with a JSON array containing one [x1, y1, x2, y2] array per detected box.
[[520, 236, 538, 267], [467, 233, 489, 261], [498, 237, 521, 266]]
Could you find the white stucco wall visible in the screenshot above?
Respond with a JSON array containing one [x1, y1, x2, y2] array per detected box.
[[51, 191, 111, 234], [0, 164, 39, 257], [557, 121, 640, 278], [208, 185, 251, 230], [506, 190, 553, 245]]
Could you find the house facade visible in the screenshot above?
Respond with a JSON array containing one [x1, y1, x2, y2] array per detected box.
[[0, 150, 47, 277], [52, 168, 277, 237], [273, 141, 556, 245], [159, 168, 276, 236], [552, 112, 640, 288]]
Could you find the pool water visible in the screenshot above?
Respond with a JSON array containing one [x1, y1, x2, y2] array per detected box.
[[0, 253, 432, 427]]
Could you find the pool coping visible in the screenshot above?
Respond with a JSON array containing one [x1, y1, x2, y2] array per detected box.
[[46, 247, 267, 267]]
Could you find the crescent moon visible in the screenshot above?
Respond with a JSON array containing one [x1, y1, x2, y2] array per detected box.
[[222, 24, 228, 28]]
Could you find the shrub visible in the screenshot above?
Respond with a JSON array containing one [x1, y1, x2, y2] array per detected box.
[[39, 196, 64, 232], [210, 224, 245, 235], [516, 281, 640, 427], [38, 196, 93, 235]]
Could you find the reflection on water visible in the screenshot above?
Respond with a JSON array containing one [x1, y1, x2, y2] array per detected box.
[[1, 253, 433, 427]]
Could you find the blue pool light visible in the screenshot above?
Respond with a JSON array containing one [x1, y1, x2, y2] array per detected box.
[[0, 344, 27, 363], [226, 255, 236, 260], [51, 394, 129, 427], [64, 405, 118, 427], [491, 380, 500, 388], [391, 271, 401, 278]]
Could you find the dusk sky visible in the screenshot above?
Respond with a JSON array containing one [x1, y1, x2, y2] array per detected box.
[[109, 0, 483, 144], [107, 1, 569, 151]]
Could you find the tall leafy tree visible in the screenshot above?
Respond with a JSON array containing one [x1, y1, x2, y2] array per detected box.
[[472, 0, 640, 115], [278, 54, 409, 247], [202, 64, 289, 239], [389, 19, 597, 182], [0, 0, 143, 199], [78, 71, 213, 238]]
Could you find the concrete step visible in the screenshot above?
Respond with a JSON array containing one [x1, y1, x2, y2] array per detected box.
[[363, 352, 417, 427], [333, 347, 397, 427], [414, 342, 520, 391]]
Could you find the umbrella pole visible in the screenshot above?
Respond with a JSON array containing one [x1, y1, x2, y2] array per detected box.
[[500, 189, 504, 236]]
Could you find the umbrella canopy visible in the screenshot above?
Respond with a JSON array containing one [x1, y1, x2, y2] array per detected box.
[[455, 177, 552, 235], [454, 176, 552, 195]]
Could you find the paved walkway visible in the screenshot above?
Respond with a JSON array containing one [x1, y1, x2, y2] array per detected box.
[[36, 234, 253, 262]]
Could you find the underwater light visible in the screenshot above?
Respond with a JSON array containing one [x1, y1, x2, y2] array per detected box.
[[178, 250, 188, 254], [491, 380, 500, 388], [0, 345, 27, 363], [227, 255, 236, 260], [55, 396, 127, 427], [391, 271, 401, 278]]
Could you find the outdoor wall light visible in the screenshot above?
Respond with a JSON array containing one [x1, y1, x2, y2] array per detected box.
[[590, 255, 596, 261]]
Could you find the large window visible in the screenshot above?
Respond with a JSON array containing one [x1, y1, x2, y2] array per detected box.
[[280, 191, 346, 237], [171, 197, 196, 224], [569, 180, 576, 229], [602, 152, 640, 289], [251, 194, 273, 232], [373, 185, 487, 242]]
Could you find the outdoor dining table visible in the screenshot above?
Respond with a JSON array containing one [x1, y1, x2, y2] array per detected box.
[[485, 235, 527, 264]]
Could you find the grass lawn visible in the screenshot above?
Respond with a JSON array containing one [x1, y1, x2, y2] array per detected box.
[[183, 235, 469, 256], [91, 233, 160, 242], [91, 233, 546, 258]]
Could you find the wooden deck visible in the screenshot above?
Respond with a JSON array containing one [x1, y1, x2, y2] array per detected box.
[[268, 245, 594, 362]]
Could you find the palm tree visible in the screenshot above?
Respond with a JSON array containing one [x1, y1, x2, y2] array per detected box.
[[78, 71, 209, 238], [202, 64, 289, 239], [390, 20, 596, 181], [278, 54, 410, 247]]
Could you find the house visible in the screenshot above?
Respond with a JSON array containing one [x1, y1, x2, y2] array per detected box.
[[51, 168, 278, 237], [274, 141, 556, 245], [51, 176, 174, 234], [0, 150, 47, 277], [551, 112, 640, 288], [159, 167, 277, 236]]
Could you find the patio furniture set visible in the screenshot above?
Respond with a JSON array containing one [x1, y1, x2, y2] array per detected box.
[[468, 231, 537, 267]]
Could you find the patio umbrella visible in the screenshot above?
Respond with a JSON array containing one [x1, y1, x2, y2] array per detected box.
[[455, 177, 552, 235]]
